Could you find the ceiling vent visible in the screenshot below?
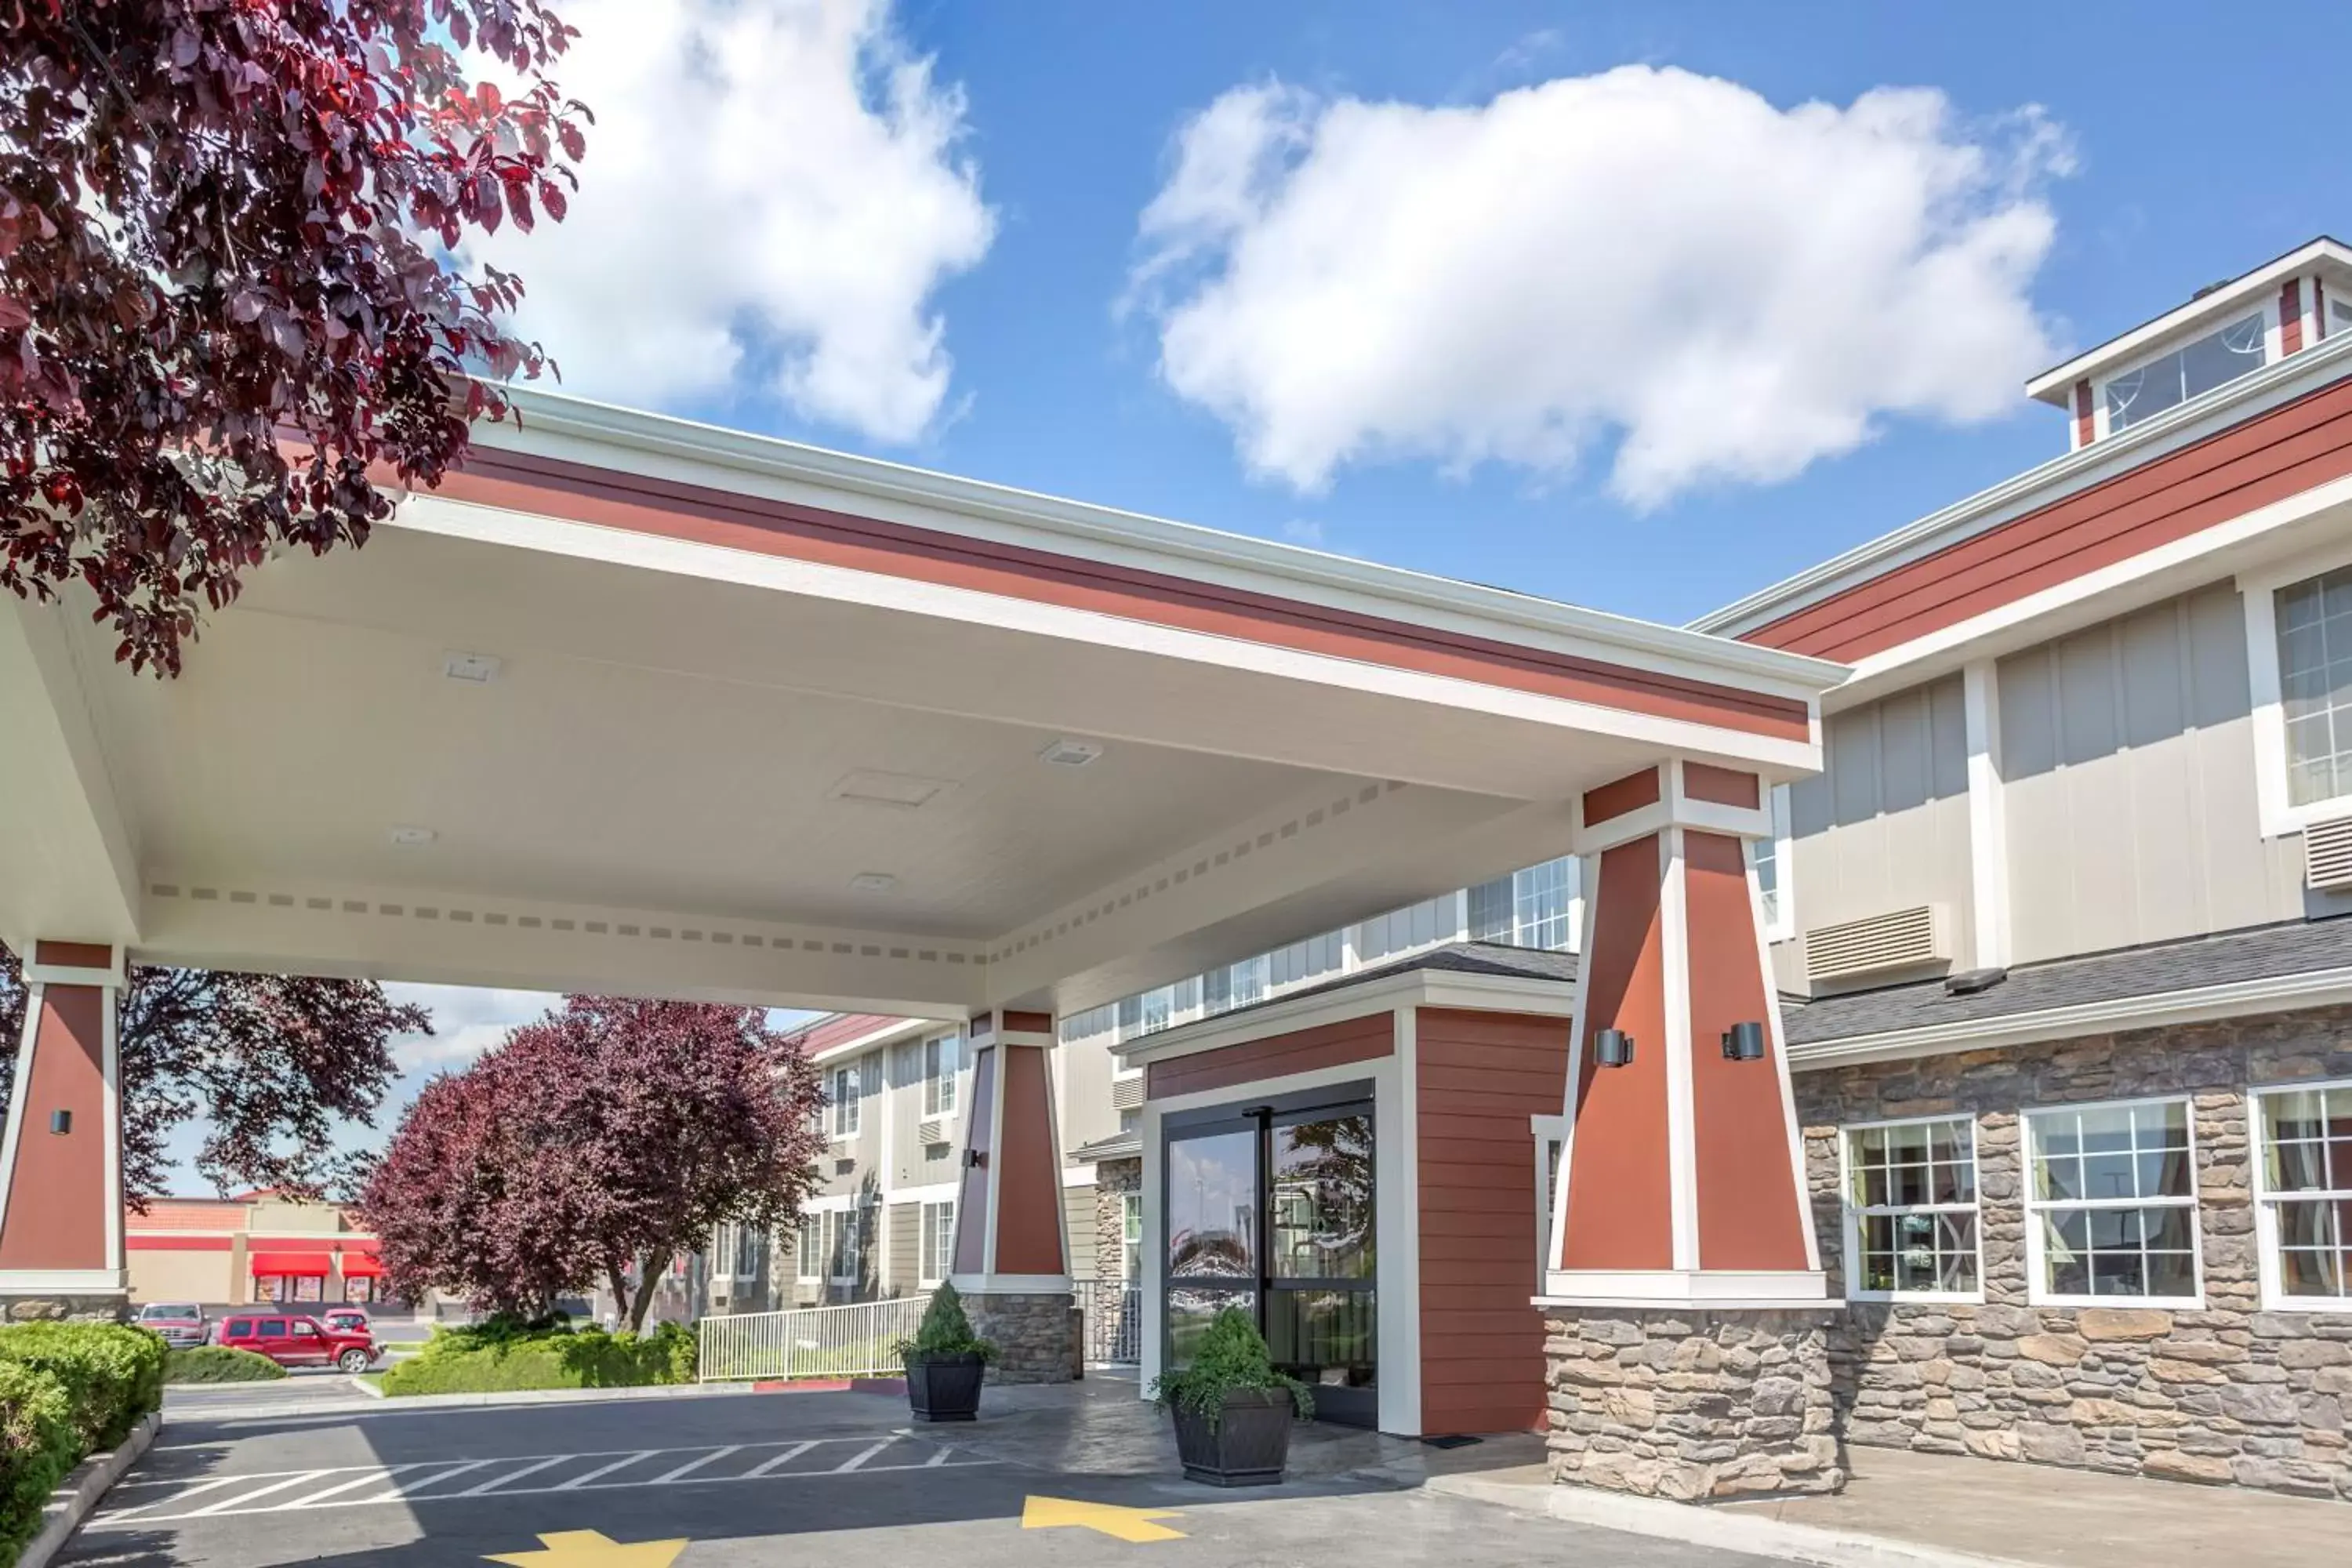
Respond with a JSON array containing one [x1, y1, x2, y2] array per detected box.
[[848, 872, 898, 895], [1804, 905, 1951, 985], [1038, 738, 1104, 768], [2305, 815, 2352, 893], [828, 771, 953, 810], [441, 652, 502, 684]]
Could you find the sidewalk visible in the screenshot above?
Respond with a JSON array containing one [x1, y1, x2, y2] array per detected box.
[[1428, 1444, 2350, 1568]]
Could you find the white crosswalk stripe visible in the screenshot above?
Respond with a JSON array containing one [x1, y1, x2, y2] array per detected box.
[[90, 1434, 989, 1527]]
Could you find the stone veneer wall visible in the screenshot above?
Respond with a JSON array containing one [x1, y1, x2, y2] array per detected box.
[[1545, 1308, 1846, 1499], [1795, 1005, 2352, 1501], [967, 1290, 1079, 1384], [2, 1294, 129, 1323], [1088, 1160, 1143, 1363]]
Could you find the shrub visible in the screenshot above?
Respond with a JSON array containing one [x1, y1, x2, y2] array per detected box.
[[895, 1283, 997, 1367], [0, 1360, 76, 1567], [379, 1322, 694, 1397], [1147, 1307, 1311, 1429], [0, 1323, 166, 1450], [163, 1347, 289, 1385]]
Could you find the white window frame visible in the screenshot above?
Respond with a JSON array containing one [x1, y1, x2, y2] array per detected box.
[[2094, 301, 2277, 442], [919, 1199, 955, 1288], [795, 1217, 822, 1283], [1837, 1113, 1985, 1305], [1120, 1192, 1143, 1283], [828, 1062, 862, 1140], [2022, 1094, 2205, 1310], [2244, 540, 2352, 837], [2250, 1076, 2352, 1312], [922, 1033, 960, 1119], [827, 1205, 871, 1290], [1755, 784, 1795, 944]]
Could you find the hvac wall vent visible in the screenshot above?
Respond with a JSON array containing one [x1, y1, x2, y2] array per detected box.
[[2306, 815, 2352, 892], [1803, 905, 1951, 984], [1112, 1074, 1145, 1112], [918, 1117, 952, 1149]]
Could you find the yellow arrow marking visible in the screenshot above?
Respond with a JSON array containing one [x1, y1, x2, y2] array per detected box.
[[485, 1530, 691, 1568], [1021, 1494, 1187, 1543]]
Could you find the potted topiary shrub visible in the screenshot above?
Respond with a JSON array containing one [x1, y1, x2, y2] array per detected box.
[[895, 1283, 996, 1422], [1149, 1306, 1312, 1486]]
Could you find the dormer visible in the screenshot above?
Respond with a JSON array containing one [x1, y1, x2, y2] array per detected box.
[[2027, 236, 2352, 451]]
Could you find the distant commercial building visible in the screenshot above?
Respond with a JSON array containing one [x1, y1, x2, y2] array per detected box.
[[127, 1191, 385, 1308]]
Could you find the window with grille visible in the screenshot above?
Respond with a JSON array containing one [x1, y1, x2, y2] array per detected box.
[[2274, 564, 2352, 808], [829, 1062, 862, 1138], [920, 1200, 956, 1287], [1842, 1116, 1980, 1298], [2024, 1098, 2201, 1306], [2254, 1080, 2352, 1307], [2103, 312, 2266, 431], [923, 1033, 960, 1117]]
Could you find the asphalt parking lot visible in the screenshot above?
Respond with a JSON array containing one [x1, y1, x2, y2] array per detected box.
[[62, 1385, 1783, 1568]]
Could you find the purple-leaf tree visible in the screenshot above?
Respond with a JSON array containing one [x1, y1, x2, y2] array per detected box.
[[357, 997, 829, 1327], [0, 942, 427, 1206], [0, 1, 588, 675]]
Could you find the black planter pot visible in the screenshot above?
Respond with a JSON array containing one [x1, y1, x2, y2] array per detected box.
[[905, 1352, 986, 1422], [1170, 1388, 1296, 1486]]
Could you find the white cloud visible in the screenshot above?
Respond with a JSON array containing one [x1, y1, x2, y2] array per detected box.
[[383, 984, 559, 1073], [477, 0, 995, 441], [1131, 68, 2070, 506]]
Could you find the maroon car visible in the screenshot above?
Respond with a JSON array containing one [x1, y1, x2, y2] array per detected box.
[[213, 1311, 379, 1374], [134, 1301, 207, 1349]]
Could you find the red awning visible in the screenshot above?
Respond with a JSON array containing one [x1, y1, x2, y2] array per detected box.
[[338, 1254, 383, 1278], [248, 1252, 330, 1276]]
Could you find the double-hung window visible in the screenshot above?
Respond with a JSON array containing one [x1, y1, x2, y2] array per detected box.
[[2271, 563, 2352, 811], [2253, 1080, 2352, 1308], [2024, 1098, 2202, 1306], [1121, 1192, 1143, 1283], [796, 1218, 822, 1283], [923, 1034, 960, 1118], [829, 1062, 862, 1138], [920, 1200, 956, 1287], [1842, 1116, 1982, 1298]]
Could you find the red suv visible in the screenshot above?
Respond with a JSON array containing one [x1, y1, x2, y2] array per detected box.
[[213, 1312, 379, 1374]]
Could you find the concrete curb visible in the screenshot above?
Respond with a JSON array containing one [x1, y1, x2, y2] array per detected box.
[[22, 1410, 161, 1568], [347, 1374, 387, 1399], [1425, 1473, 2030, 1568]]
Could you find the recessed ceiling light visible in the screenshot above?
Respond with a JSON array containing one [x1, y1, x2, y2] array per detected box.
[[849, 872, 898, 895], [389, 826, 437, 848], [1038, 738, 1104, 768], [441, 652, 503, 684], [828, 770, 954, 810]]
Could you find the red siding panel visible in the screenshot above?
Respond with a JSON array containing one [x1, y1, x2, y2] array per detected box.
[[2283, 280, 2305, 356], [0, 985, 109, 1270], [1414, 1007, 1570, 1436], [1581, 767, 1661, 828], [1145, 1014, 1392, 1100], [1557, 838, 1673, 1271], [1751, 374, 2352, 662], [2074, 379, 2095, 449]]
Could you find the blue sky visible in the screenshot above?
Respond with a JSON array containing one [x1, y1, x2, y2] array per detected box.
[[166, 0, 2347, 1191]]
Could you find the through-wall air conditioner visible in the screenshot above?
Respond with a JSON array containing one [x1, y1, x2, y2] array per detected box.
[[2304, 815, 2352, 893], [1803, 905, 1952, 984], [918, 1118, 952, 1149]]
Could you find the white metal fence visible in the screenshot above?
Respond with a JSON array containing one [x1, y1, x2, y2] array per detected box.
[[1077, 1280, 1143, 1363], [697, 1294, 931, 1383]]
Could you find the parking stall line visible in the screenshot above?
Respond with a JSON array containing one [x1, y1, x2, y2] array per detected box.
[[95, 1474, 251, 1519], [270, 1468, 424, 1510], [833, 1439, 896, 1473], [356, 1459, 493, 1501], [741, 1442, 818, 1478], [649, 1446, 740, 1484], [186, 1473, 337, 1515], [456, 1454, 572, 1496], [557, 1450, 656, 1490]]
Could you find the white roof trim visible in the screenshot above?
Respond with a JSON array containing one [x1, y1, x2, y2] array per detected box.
[[1694, 331, 2352, 641], [1113, 964, 1576, 1069], [1786, 964, 2352, 1071], [485, 387, 1846, 702], [808, 1014, 934, 1065], [2024, 237, 2352, 401]]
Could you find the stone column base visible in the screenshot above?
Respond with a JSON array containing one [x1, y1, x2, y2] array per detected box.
[[1544, 1306, 1846, 1500], [967, 1291, 1079, 1384], [2, 1292, 130, 1323]]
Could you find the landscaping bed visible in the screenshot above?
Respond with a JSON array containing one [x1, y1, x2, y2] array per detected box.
[[0, 1322, 165, 1566], [162, 1347, 288, 1385], [380, 1317, 695, 1396]]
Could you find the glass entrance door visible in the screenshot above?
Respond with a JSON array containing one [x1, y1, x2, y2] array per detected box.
[[1163, 1097, 1377, 1426]]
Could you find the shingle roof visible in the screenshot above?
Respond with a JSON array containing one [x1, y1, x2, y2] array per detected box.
[[1780, 918, 2352, 1045]]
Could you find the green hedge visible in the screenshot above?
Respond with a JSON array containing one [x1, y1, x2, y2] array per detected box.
[[163, 1346, 289, 1385], [0, 1324, 165, 1568], [380, 1321, 695, 1397], [0, 1360, 76, 1568], [0, 1323, 165, 1450]]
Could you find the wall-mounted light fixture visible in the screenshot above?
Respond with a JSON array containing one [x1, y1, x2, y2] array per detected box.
[[1594, 1029, 1635, 1068], [964, 1149, 988, 1169], [49, 1110, 72, 1134], [1721, 1022, 1767, 1062]]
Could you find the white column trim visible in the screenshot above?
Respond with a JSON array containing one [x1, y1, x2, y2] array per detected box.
[[1138, 1098, 1164, 1401], [1749, 837, 1823, 1272], [100, 984, 122, 1274], [1659, 827, 1700, 1274], [1545, 855, 1602, 1275], [0, 981, 45, 1248], [1383, 1006, 1422, 1437], [1962, 659, 2012, 971], [980, 1040, 1006, 1276]]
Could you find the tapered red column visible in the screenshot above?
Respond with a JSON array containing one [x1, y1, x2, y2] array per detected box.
[[1545, 762, 1823, 1303], [949, 1008, 1075, 1381], [0, 942, 128, 1321]]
